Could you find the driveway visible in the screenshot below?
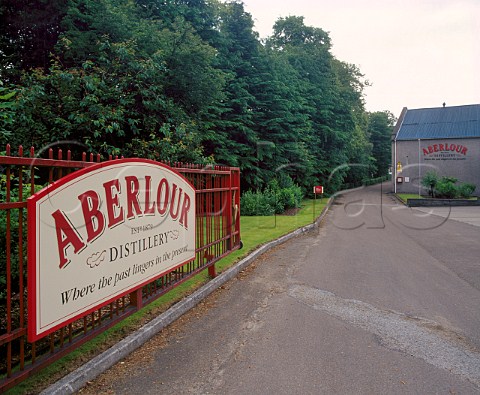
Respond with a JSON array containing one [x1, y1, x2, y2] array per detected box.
[[79, 183, 480, 394]]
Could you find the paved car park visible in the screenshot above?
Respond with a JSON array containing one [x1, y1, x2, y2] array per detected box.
[[412, 206, 480, 227]]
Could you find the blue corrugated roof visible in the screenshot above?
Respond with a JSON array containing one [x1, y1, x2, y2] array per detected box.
[[395, 104, 480, 140]]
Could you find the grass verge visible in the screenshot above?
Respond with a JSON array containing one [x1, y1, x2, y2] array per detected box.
[[396, 193, 423, 204], [8, 198, 327, 395]]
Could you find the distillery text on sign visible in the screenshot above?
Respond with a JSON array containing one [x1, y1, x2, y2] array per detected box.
[[27, 159, 196, 341]]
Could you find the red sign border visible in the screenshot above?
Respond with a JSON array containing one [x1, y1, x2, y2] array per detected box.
[[27, 159, 196, 342]]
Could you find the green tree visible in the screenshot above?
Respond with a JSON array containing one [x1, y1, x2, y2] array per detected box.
[[0, 82, 17, 144], [57, 0, 131, 67], [269, 15, 331, 50], [0, 0, 68, 80], [203, 1, 262, 189], [421, 170, 439, 197], [368, 111, 395, 176], [1, 0, 374, 196], [6, 0, 226, 161], [161, 18, 226, 115], [267, 16, 371, 192], [253, 47, 315, 190], [333, 60, 373, 184]]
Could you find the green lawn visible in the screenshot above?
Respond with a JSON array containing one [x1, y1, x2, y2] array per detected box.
[[396, 193, 478, 204], [9, 198, 328, 394], [396, 193, 423, 203], [216, 198, 326, 272]]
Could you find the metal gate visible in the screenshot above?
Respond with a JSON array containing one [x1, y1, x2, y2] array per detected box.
[[0, 144, 241, 392]]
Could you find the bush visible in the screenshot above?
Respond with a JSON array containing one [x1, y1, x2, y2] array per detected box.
[[240, 190, 276, 216], [421, 171, 439, 197], [0, 171, 43, 303], [458, 183, 476, 198], [241, 177, 304, 216], [435, 178, 458, 199], [277, 188, 297, 211], [421, 172, 476, 199]]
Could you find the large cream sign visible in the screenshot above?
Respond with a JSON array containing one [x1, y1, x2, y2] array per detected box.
[[28, 159, 196, 341]]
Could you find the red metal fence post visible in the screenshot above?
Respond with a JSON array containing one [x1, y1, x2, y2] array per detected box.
[[130, 289, 143, 310], [208, 264, 217, 278]]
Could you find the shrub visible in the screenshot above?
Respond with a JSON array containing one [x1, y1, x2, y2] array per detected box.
[[421, 172, 476, 199], [421, 171, 439, 197], [458, 183, 476, 198], [241, 177, 304, 216], [240, 190, 275, 216], [0, 170, 43, 303], [435, 178, 458, 199]]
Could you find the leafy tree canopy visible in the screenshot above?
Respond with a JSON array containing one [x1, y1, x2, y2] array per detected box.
[[0, 0, 394, 194]]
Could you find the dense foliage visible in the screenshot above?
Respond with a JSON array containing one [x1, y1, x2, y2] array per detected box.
[[241, 177, 303, 216], [421, 171, 476, 198], [0, 0, 394, 195]]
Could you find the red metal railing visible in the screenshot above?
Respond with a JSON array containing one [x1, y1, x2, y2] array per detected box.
[[0, 145, 241, 392]]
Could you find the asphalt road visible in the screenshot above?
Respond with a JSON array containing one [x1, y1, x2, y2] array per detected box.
[[413, 206, 480, 228], [81, 183, 480, 394]]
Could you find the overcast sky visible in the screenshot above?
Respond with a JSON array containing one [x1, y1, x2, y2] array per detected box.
[[240, 0, 480, 117]]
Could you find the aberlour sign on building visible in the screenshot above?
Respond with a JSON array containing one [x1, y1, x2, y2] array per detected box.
[[27, 159, 196, 341], [392, 104, 480, 194]]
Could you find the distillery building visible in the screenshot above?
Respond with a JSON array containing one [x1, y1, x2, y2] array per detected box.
[[392, 103, 480, 194]]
